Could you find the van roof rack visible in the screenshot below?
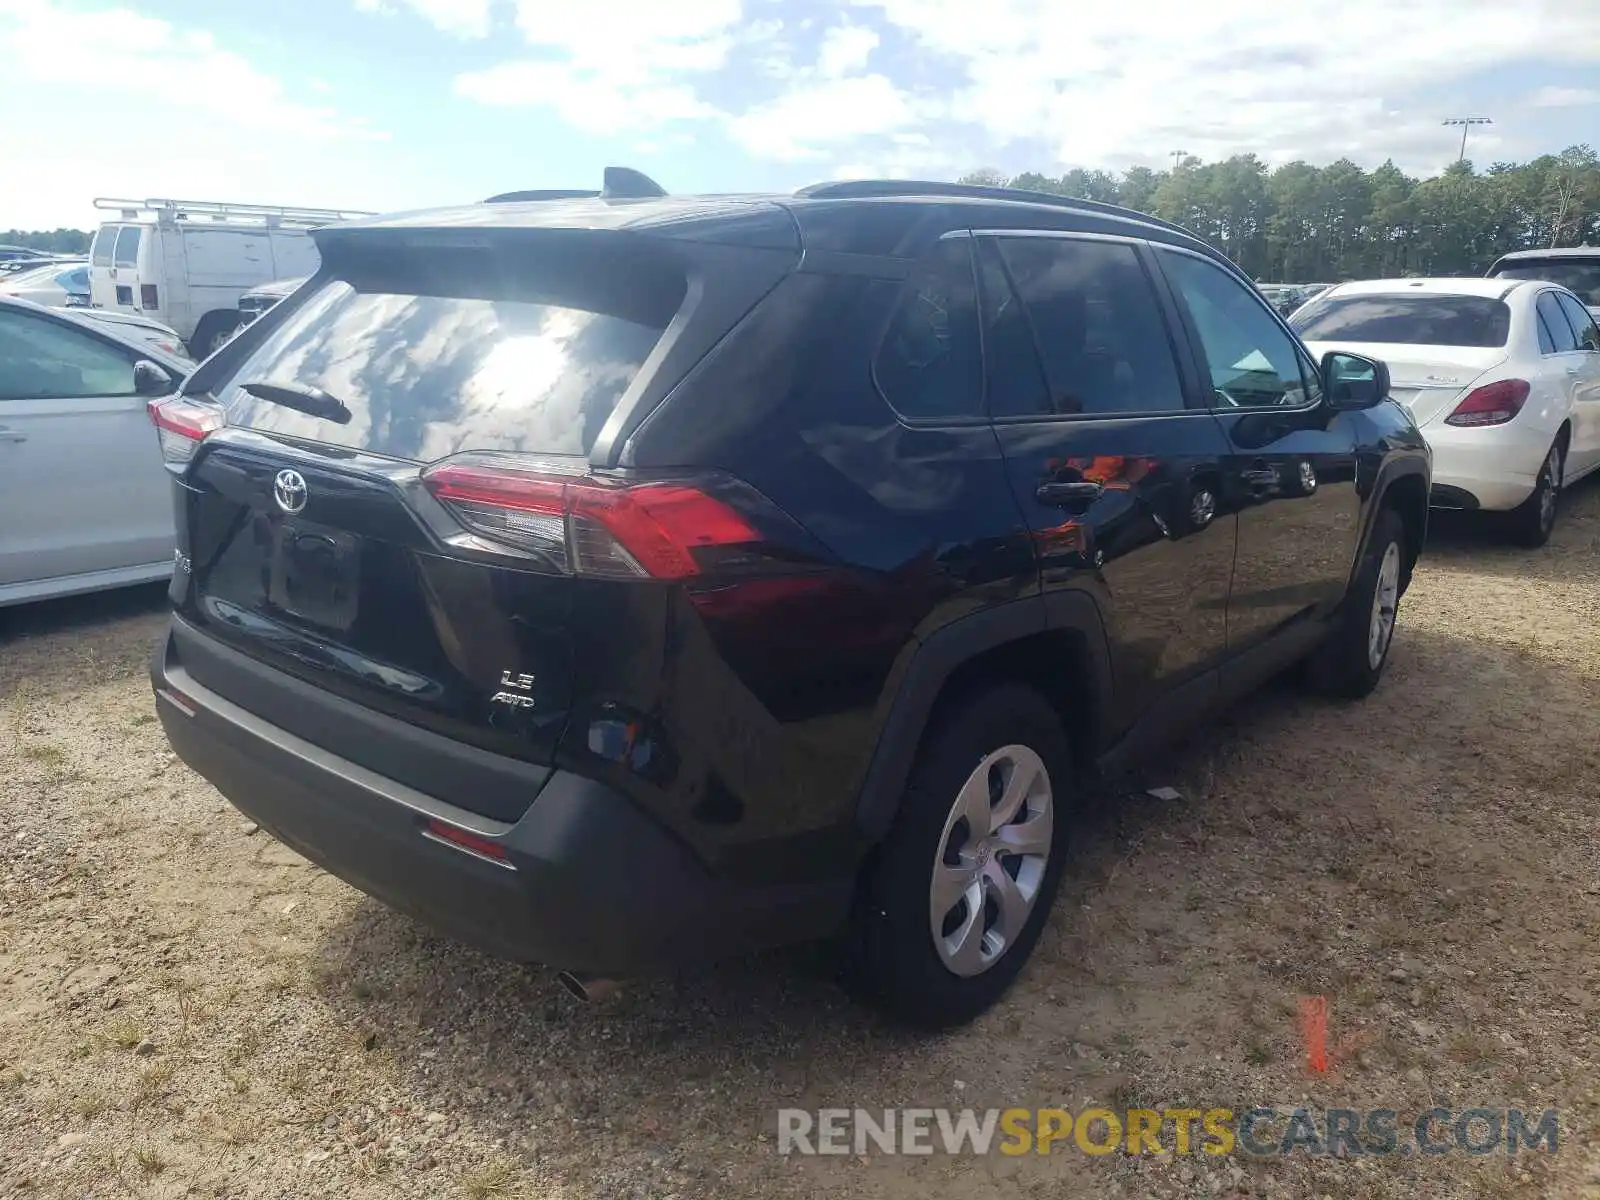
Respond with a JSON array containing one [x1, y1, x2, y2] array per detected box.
[[794, 179, 1194, 238], [92, 197, 374, 226]]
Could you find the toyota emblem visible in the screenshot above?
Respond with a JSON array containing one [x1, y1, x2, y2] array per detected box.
[[273, 469, 308, 515]]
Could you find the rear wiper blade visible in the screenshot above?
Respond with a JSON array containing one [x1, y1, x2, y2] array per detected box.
[[240, 380, 352, 424]]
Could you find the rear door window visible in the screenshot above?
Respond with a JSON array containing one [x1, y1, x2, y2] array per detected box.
[[993, 236, 1186, 416], [1555, 291, 1600, 352], [112, 226, 143, 268], [215, 236, 685, 461], [1537, 293, 1580, 353], [873, 237, 983, 421], [90, 226, 118, 267]]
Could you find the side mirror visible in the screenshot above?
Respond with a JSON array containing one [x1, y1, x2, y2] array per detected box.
[[1322, 351, 1390, 411], [133, 359, 174, 396]]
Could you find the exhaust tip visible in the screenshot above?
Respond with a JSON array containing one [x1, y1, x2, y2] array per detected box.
[[556, 971, 622, 1002]]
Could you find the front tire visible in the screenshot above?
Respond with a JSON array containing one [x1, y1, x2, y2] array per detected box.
[[1304, 508, 1406, 699], [844, 683, 1072, 1028], [1506, 440, 1563, 548], [188, 311, 240, 360]]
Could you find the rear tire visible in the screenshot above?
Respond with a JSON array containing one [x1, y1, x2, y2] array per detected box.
[[843, 683, 1073, 1029], [1304, 508, 1406, 700], [1506, 440, 1563, 548]]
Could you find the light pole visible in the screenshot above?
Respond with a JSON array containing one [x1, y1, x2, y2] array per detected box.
[[1170, 149, 1188, 171], [1442, 117, 1492, 164]]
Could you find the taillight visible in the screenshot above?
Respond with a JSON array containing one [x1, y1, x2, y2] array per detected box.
[[147, 396, 225, 465], [1444, 379, 1529, 427], [421, 455, 763, 580], [140, 284, 159, 310]]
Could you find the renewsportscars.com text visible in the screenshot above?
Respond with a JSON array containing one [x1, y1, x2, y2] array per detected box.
[[776, 1106, 1559, 1157]]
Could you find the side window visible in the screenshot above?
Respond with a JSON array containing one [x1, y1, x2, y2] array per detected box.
[[1536, 310, 1558, 354], [1555, 292, 1600, 352], [0, 310, 138, 400], [974, 240, 1051, 418], [1159, 250, 1310, 409], [994, 237, 1185, 416], [873, 237, 983, 421], [1537, 293, 1579, 353], [113, 225, 143, 268]]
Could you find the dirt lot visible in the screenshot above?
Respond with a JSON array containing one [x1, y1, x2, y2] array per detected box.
[[3, 484, 1600, 1200]]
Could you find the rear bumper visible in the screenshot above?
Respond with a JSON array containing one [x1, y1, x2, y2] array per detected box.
[[152, 627, 851, 976], [1423, 423, 1550, 512]]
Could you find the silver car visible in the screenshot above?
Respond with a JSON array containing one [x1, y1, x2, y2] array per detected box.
[[0, 294, 188, 606]]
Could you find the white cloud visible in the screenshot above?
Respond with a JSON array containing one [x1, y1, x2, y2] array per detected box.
[[851, 0, 1600, 173], [728, 74, 921, 160], [817, 21, 879, 77], [372, 0, 491, 37], [0, 0, 388, 143], [454, 0, 743, 132], [1528, 86, 1600, 108]]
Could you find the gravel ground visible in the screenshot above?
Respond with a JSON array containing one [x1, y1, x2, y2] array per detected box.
[[2, 482, 1600, 1199]]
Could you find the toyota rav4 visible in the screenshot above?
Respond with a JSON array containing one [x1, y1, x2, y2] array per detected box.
[[149, 172, 1430, 1028]]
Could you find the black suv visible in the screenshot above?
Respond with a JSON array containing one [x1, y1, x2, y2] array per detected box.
[[149, 173, 1430, 1027]]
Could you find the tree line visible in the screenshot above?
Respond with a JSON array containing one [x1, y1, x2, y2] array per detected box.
[[960, 146, 1600, 283], [1, 228, 91, 254]]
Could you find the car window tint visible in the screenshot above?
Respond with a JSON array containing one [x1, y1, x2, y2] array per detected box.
[[1555, 291, 1600, 351], [1291, 294, 1510, 348], [1160, 250, 1309, 409], [1537, 292, 1579, 353], [974, 240, 1051, 418], [216, 240, 684, 459], [0, 310, 137, 400], [1492, 260, 1600, 306], [873, 238, 983, 421], [113, 226, 142, 268], [995, 237, 1184, 416], [1536, 309, 1558, 354]]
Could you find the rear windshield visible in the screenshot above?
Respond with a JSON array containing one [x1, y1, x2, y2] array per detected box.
[[91, 225, 118, 267], [215, 237, 685, 461], [1490, 260, 1600, 306], [113, 226, 143, 268], [1291, 294, 1511, 348]]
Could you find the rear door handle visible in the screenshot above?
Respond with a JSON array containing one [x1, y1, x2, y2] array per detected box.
[[1036, 480, 1103, 505], [0, 426, 25, 443]]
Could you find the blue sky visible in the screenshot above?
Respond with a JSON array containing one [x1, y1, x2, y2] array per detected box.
[[2, 0, 1598, 230]]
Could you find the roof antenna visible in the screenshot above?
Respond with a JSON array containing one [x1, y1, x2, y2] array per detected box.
[[601, 167, 667, 200]]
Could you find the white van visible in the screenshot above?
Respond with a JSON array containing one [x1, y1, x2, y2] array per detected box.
[[88, 198, 372, 358]]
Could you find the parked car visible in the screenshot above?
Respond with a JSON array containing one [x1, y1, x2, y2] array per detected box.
[[1487, 246, 1600, 323], [236, 276, 307, 332], [88, 198, 371, 360], [68, 307, 193, 362], [1293, 277, 1600, 545], [149, 173, 1429, 1027], [0, 294, 187, 607], [0, 259, 90, 307]]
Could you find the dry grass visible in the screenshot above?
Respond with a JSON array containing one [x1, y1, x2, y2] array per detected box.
[[2, 491, 1600, 1199]]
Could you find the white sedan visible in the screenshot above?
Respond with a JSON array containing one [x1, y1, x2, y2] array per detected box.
[[1293, 278, 1600, 546]]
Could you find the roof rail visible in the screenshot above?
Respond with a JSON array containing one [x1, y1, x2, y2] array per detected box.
[[92, 197, 374, 226], [484, 189, 601, 203], [794, 179, 1194, 238]]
